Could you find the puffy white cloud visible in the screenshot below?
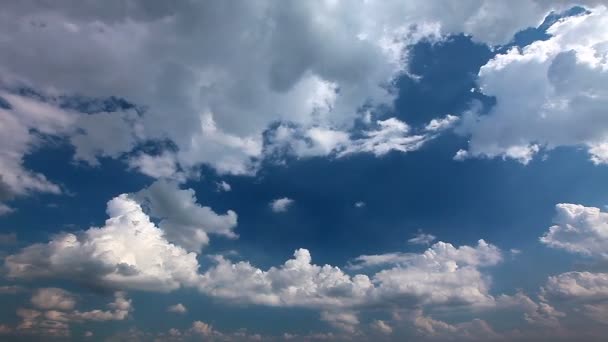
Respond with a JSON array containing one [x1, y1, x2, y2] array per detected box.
[[217, 181, 232, 192], [127, 152, 185, 181], [167, 303, 187, 314], [134, 180, 238, 252], [543, 271, 608, 300], [199, 240, 502, 314], [540, 203, 608, 259], [30, 288, 76, 311], [16, 290, 132, 338], [458, 5, 608, 164], [5, 193, 200, 292], [270, 197, 294, 213]]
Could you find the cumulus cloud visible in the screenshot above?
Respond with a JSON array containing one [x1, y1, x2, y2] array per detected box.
[[543, 271, 608, 300], [270, 197, 294, 213], [540, 203, 608, 259], [5, 193, 200, 292], [198, 240, 503, 317], [167, 303, 187, 314], [16, 290, 131, 337], [135, 180, 238, 252], [30, 288, 76, 311], [458, 5, 608, 164], [0, 0, 593, 183]]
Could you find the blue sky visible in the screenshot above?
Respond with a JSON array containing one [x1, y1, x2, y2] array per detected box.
[[1, 1, 608, 341]]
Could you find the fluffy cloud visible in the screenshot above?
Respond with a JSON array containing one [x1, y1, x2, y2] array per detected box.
[[0, 0, 596, 183], [30, 288, 76, 311], [198, 240, 503, 315], [167, 303, 187, 314], [134, 180, 238, 252], [16, 290, 131, 337], [458, 5, 608, 164], [270, 197, 294, 213], [543, 271, 608, 300], [540, 203, 608, 259], [5, 193, 200, 292]]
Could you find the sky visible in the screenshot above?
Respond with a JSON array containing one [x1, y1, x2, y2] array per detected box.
[[1, 1, 608, 341]]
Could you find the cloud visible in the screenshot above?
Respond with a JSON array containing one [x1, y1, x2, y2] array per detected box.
[[134, 180, 238, 252], [15, 290, 132, 338], [270, 197, 294, 213], [5, 193, 200, 292], [0, 0, 590, 182], [167, 303, 187, 314], [424, 114, 459, 132], [30, 288, 76, 311], [408, 231, 437, 246], [543, 271, 608, 300], [0, 92, 75, 198], [540, 203, 608, 259], [370, 319, 393, 335], [217, 181, 232, 192], [198, 240, 503, 314], [0, 203, 15, 216], [458, 5, 608, 164]]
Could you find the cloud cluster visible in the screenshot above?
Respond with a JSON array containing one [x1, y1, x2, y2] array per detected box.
[[538, 202, 608, 327], [16, 289, 131, 337], [458, 5, 608, 164], [0, 0, 595, 199], [5, 193, 200, 292]]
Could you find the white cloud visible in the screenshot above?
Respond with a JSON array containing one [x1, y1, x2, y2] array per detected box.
[[0, 92, 75, 198], [354, 201, 366, 208], [338, 118, 428, 157], [543, 271, 608, 300], [540, 203, 608, 259], [0, 0, 591, 181], [408, 231, 437, 246], [16, 290, 132, 338], [270, 197, 294, 213], [167, 303, 187, 314], [135, 180, 238, 252], [198, 240, 503, 316], [5, 193, 201, 292], [458, 5, 608, 164], [217, 181, 232, 192], [30, 288, 76, 311], [370, 319, 393, 335], [127, 152, 185, 181], [424, 114, 459, 132]]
